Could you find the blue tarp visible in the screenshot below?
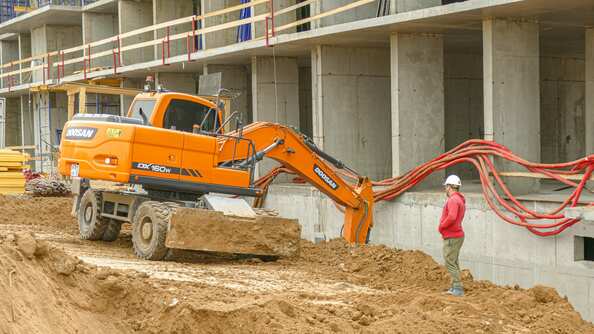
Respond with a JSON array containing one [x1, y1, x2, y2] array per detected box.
[[237, 0, 251, 42]]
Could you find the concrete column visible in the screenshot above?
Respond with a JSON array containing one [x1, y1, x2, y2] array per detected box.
[[251, 56, 299, 177], [82, 12, 118, 68], [391, 33, 444, 186], [483, 19, 540, 193], [203, 64, 251, 124], [18, 34, 31, 84], [153, 0, 193, 60], [586, 28, 594, 154], [312, 45, 391, 180], [118, 0, 153, 66]]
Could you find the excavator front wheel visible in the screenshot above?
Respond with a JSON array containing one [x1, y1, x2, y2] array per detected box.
[[132, 201, 175, 260], [78, 190, 109, 240]]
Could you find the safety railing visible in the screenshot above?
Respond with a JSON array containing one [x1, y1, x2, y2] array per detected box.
[[0, 0, 375, 90]]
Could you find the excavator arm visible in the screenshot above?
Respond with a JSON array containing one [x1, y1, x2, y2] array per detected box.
[[216, 122, 375, 244]]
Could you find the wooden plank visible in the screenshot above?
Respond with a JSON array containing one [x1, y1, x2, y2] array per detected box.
[[497, 171, 594, 181], [0, 173, 25, 178]]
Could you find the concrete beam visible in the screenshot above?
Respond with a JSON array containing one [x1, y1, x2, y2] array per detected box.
[[391, 33, 444, 186], [312, 45, 391, 180], [483, 18, 540, 193]]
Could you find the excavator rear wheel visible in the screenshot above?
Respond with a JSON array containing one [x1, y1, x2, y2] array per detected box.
[[78, 189, 109, 240], [132, 201, 176, 260]]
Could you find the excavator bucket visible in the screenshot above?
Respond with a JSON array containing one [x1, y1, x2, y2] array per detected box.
[[343, 178, 375, 244], [165, 205, 301, 258]]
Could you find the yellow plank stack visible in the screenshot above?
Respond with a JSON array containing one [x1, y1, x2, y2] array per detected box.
[[0, 150, 28, 194]]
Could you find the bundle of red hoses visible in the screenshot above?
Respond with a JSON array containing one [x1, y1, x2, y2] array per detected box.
[[255, 139, 594, 237]]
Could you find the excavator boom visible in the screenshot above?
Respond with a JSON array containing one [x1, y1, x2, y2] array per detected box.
[[216, 122, 375, 244]]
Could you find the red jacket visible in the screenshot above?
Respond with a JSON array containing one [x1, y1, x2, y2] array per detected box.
[[439, 192, 466, 239]]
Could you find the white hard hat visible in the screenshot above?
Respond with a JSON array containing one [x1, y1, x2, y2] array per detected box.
[[444, 175, 462, 187]]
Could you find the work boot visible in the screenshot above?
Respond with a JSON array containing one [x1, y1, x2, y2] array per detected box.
[[447, 287, 464, 297]]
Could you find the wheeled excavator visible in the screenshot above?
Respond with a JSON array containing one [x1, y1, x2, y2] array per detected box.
[[58, 82, 374, 260]]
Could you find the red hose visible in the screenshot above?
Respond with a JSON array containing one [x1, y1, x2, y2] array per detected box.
[[253, 139, 592, 237]]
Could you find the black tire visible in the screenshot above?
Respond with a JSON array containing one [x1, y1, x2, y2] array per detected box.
[[78, 190, 109, 240], [132, 201, 176, 260], [102, 220, 122, 242]]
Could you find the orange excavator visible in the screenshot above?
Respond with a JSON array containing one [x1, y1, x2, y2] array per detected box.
[[58, 81, 374, 260]]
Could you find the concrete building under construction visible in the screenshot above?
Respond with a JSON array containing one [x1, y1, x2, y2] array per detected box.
[[1, 0, 594, 321]]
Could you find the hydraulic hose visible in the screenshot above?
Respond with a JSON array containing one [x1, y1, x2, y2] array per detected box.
[[253, 139, 594, 237]]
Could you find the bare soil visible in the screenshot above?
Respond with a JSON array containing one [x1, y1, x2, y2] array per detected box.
[[0, 194, 592, 334]]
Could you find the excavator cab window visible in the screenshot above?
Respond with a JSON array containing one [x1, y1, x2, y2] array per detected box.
[[130, 99, 156, 124], [163, 99, 215, 133]]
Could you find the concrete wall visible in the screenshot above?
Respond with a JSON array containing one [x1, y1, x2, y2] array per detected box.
[[156, 72, 197, 94], [313, 0, 377, 27], [312, 45, 391, 180], [30, 25, 82, 83], [202, 0, 240, 49], [0, 40, 19, 88], [585, 28, 594, 155], [18, 34, 31, 85], [204, 64, 251, 124], [541, 56, 585, 163], [154, 0, 193, 59], [119, 0, 153, 65], [263, 184, 594, 322], [444, 51, 483, 179], [299, 66, 312, 138], [82, 12, 118, 68], [252, 56, 299, 178], [4, 97, 21, 147]]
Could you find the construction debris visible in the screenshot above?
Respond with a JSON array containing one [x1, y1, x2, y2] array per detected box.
[[0, 150, 28, 194], [25, 178, 71, 197]]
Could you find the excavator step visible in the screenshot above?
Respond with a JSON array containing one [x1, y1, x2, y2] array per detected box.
[[165, 207, 301, 257]]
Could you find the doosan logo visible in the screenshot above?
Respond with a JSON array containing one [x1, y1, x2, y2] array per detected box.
[[65, 127, 97, 140], [313, 164, 338, 190]]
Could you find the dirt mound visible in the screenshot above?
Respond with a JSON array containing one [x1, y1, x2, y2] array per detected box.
[[296, 239, 452, 290], [0, 194, 75, 231], [0, 196, 592, 333]]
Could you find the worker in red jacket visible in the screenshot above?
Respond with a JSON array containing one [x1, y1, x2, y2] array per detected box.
[[439, 175, 466, 297]]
